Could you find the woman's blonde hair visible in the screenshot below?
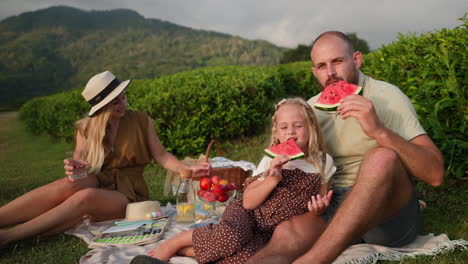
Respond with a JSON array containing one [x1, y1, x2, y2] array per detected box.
[[270, 97, 326, 182], [75, 102, 114, 174]]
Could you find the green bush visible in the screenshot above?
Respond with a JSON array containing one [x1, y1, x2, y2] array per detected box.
[[130, 66, 283, 155], [20, 89, 88, 141], [361, 17, 467, 179]]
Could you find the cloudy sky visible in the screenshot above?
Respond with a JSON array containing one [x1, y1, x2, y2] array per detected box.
[[0, 0, 466, 50]]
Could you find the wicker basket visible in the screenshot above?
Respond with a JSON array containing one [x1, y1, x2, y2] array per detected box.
[[197, 140, 249, 191]]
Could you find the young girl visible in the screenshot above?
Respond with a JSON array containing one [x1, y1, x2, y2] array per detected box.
[[144, 97, 336, 264]]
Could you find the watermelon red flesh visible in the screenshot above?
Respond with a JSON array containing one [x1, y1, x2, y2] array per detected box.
[[264, 139, 305, 160], [313, 81, 362, 111]]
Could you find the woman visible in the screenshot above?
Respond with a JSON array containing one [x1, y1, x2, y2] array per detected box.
[[0, 71, 210, 246]]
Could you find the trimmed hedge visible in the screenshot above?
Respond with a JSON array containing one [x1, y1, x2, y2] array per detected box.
[[20, 65, 319, 155], [20, 19, 466, 179], [361, 17, 467, 179]]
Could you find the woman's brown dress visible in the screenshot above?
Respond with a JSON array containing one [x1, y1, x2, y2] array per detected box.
[[192, 168, 322, 264], [95, 110, 153, 202]]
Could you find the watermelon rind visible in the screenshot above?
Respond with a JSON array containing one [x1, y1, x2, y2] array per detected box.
[[313, 82, 363, 111], [313, 102, 341, 112], [264, 140, 305, 160], [264, 149, 304, 160]]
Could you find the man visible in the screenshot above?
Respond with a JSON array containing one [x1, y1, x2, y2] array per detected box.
[[246, 31, 444, 264]]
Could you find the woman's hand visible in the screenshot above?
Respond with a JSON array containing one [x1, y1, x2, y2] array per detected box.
[[307, 190, 333, 215], [63, 158, 89, 181], [190, 162, 211, 178]]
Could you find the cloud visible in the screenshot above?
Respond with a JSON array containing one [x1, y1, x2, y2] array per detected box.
[[1, 0, 466, 49]]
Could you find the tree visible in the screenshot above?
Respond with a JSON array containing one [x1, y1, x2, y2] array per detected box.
[[279, 44, 311, 64], [346, 32, 370, 54]]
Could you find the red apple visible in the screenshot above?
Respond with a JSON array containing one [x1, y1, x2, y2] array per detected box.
[[199, 177, 212, 190], [202, 190, 216, 203], [217, 193, 229, 203], [225, 183, 237, 191], [198, 189, 206, 197], [210, 175, 221, 185], [212, 184, 226, 196]]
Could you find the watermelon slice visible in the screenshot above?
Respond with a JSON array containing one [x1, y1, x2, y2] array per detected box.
[[264, 139, 305, 160], [313, 81, 362, 111]]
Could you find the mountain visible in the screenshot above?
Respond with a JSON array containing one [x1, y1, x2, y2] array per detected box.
[[0, 6, 285, 107]]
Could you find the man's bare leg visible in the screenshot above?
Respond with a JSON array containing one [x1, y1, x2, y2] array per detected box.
[[294, 147, 414, 264], [245, 212, 327, 264]]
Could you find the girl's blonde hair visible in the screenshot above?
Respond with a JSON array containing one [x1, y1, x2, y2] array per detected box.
[[75, 102, 114, 174], [270, 97, 326, 182]]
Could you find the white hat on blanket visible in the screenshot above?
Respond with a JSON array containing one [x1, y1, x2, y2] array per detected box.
[[125, 201, 161, 221]]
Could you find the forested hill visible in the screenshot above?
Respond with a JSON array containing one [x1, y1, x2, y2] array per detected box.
[[0, 6, 285, 107]]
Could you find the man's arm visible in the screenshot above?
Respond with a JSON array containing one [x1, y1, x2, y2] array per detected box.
[[338, 94, 444, 186]]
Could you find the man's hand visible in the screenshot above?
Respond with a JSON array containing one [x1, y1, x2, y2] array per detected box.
[[308, 190, 333, 215], [337, 95, 385, 140]]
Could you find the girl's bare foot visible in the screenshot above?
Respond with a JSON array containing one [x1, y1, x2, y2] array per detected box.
[[147, 240, 177, 261]]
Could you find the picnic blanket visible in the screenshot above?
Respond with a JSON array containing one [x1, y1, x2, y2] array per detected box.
[[67, 216, 467, 264]]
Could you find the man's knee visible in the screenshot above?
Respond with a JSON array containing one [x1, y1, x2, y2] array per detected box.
[[359, 147, 408, 184], [365, 147, 400, 168]]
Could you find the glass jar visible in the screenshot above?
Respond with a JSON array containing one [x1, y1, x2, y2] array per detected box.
[[175, 169, 196, 222]]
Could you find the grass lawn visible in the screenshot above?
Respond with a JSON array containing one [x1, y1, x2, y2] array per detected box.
[[0, 113, 466, 263]]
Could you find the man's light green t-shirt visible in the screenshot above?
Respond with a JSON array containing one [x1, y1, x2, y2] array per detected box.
[[308, 71, 426, 188]]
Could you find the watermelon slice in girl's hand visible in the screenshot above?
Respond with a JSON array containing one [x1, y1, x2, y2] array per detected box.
[[264, 139, 305, 160], [313, 81, 362, 111]]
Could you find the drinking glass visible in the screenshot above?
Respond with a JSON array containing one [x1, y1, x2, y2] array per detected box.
[[66, 150, 89, 180]]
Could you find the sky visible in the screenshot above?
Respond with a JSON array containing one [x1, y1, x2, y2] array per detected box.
[[0, 0, 466, 50]]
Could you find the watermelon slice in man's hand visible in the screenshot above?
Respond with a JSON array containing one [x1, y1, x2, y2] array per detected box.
[[313, 80, 362, 111], [264, 139, 305, 160]]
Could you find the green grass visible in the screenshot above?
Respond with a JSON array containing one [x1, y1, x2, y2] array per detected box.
[[0, 113, 466, 263]]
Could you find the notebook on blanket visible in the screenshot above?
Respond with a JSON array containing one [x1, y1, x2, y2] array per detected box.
[[88, 216, 171, 248]]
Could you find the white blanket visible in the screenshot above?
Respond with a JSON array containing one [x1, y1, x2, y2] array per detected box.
[[67, 218, 467, 264]]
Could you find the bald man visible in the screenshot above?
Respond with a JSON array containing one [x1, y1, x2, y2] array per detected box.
[[246, 31, 444, 264]]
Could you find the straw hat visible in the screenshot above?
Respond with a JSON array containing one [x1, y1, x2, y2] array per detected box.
[[82, 71, 131, 116], [125, 201, 161, 221]]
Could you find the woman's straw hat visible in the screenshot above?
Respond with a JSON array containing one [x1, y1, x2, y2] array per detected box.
[[125, 201, 161, 221], [82, 71, 131, 116]]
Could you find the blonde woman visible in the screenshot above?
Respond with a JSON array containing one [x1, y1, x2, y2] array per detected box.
[[0, 71, 210, 246]]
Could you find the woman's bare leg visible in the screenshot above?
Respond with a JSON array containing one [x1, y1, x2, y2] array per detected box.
[[147, 230, 194, 261], [0, 176, 97, 228], [0, 187, 128, 246]]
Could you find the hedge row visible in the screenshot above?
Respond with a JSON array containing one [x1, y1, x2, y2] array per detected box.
[[20, 19, 466, 179], [361, 17, 467, 179], [20, 64, 319, 155]]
